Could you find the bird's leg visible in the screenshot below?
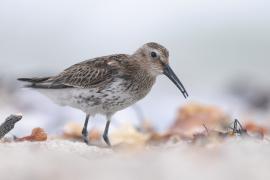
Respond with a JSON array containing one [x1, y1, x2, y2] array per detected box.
[[82, 114, 90, 144], [103, 115, 111, 146]]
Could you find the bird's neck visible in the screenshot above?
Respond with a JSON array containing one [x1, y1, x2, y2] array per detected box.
[[124, 57, 156, 97]]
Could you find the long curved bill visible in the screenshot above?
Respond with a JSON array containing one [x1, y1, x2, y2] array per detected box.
[[163, 64, 189, 98]]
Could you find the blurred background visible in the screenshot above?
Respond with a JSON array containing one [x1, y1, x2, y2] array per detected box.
[[0, 0, 269, 135]]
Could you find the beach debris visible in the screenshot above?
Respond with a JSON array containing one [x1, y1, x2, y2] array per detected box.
[[0, 114, 22, 139], [16, 127, 47, 142], [0, 103, 265, 147], [170, 103, 230, 138], [191, 119, 250, 145], [244, 122, 268, 139], [63, 122, 101, 142], [228, 119, 248, 136], [63, 122, 83, 140], [60, 109, 268, 146], [110, 123, 149, 145]]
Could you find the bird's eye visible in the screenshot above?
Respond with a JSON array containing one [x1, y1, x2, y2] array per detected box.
[[151, 52, 157, 58]]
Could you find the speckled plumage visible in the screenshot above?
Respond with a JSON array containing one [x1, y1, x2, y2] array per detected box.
[[18, 42, 188, 146]]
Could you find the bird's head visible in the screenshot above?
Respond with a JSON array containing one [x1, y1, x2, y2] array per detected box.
[[133, 42, 189, 98]]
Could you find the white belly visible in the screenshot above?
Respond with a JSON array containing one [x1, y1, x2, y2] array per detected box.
[[37, 81, 140, 115]]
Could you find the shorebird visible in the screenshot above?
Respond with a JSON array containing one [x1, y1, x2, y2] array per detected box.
[[18, 42, 188, 146]]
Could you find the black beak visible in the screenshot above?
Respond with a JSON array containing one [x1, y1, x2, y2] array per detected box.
[[163, 64, 189, 98]]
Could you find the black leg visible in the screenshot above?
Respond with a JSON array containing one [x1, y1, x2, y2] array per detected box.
[[82, 114, 90, 144], [103, 118, 111, 146]]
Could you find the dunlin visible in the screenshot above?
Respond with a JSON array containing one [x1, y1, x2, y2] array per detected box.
[[18, 42, 188, 146]]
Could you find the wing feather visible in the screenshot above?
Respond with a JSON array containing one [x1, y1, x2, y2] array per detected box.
[[18, 54, 129, 89], [48, 54, 128, 88]]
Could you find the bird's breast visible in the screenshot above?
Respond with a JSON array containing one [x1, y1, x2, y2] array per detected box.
[[99, 77, 155, 112]]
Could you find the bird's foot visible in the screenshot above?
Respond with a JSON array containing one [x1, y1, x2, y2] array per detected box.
[[103, 134, 111, 146], [82, 128, 89, 145], [82, 136, 89, 145]]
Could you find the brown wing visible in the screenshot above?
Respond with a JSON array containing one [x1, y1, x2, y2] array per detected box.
[[46, 54, 128, 89], [18, 54, 130, 89]]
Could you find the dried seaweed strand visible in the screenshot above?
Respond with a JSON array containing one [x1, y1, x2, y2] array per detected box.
[[202, 124, 209, 135], [229, 119, 248, 136], [0, 115, 22, 139]]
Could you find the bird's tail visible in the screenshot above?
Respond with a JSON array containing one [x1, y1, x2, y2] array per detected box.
[[17, 77, 70, 89], [17, 77, 52, 88], [17, 77, 51, 83]]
